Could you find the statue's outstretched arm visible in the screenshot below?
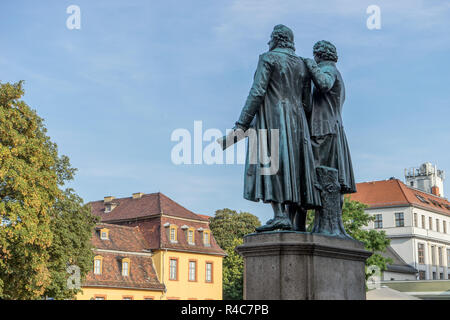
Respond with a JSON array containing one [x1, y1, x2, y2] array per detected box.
[[235, 54, 272, 130], [304, 59, 336, 93]]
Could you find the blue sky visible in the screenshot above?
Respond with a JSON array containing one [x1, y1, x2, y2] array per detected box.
[[1, 0, 449, 223]]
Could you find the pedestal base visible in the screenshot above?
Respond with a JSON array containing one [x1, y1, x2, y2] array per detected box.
[[236, 232, 371, 300]]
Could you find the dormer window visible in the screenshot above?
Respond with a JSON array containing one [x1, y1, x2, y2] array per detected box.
[[122, 258, 130, 276], [203, 230, 210, 246], [100, 228, 109, 240], [104, 203, 118, 213], [169, 225, 178, 243], [188, 228, 195, 245], [94, 256, 103, 275]]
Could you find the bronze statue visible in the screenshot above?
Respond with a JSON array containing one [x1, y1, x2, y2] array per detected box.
[[219, 25, 322, 232], [304, 40, 356, 237], [218, 30, 356, 237]]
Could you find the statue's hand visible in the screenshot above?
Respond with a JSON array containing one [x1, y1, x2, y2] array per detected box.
[[233, 123, 248, 132], [304, 58, 316, 70]]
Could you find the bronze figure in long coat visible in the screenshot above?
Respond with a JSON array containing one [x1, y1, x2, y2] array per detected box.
[[233, 25, 321, 231], [304, 41, 356, 195], [304, 40, 356, 237]]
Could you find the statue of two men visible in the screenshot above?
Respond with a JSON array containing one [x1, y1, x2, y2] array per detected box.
[[220, 24, 356, 236]]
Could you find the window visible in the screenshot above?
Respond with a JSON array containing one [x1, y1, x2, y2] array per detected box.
[[440, 273, 444, 280], [122, 296, 133, 300], [100, 228, 109, 240], [436, 219, 440, 232], [188, 229, 195, 245], [94, 295, 106, 300], [395, 213, 404, 227], [419, 271, 426, 280], [414, 213, 418, 227], [432, 272, 437, 280], [429, 217, 433, 230], [169, 226, 177, 242], [188, 260, 197, 282], [416, 194, 429, 204], [144, 297, 154, 300], [421, 215, 425, 228], [203, 231, 211, 246], [374, 214, 383, 229], [122, 258, 130, 276], [418, 244, 425, 264], [206, 262, 213, 283], [169, 258, 178, 280], [94, 256, 103, 275]]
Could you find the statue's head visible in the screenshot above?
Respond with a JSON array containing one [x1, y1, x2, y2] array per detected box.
[[268, 24, 295, 51], [313, 40, 338, 63]]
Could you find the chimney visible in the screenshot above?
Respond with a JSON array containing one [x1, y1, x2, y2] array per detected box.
[[104, 196, 115, 203], [431, 186, 440, 197], [132, 192, 145, 199]]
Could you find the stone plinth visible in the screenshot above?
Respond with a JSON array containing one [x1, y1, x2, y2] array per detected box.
[[236, 232, 371, 300]]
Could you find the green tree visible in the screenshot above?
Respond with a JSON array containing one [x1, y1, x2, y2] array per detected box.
[[209, 208, 260, 300], [44, 189, 97, 299], [0, 81, 96, 299], [307, 197, 392, 279]]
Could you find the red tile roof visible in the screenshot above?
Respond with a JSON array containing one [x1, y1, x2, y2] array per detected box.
[[89, 193, 226, 256], [84, 252, 164, 291], [89, 192, 209, 222], [84, 224, 164, 291], [349, 179, 450, 216], [159, 216, 225, 255], [92, 223, 150, 253], [197, 214, 212, 220]]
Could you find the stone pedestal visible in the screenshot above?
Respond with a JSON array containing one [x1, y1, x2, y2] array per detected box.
[[236, 232, 372, 300]]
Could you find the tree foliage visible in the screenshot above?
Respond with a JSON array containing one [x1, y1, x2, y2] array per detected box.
[[44, 189, 97, 299], [0, 82, 97, 299], [209, 208, 261, 300]]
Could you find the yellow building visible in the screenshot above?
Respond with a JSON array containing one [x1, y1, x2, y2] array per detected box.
[[77, 192, 225, 300]]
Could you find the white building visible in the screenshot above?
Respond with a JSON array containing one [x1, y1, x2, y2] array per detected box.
[[405, 162, 445, 197], [350, 163, 450, 281]]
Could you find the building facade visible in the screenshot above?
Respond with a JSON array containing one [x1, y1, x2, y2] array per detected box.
[[77, 223, 165, 300], [350, 169, 450, 281], [78, 192, 225, 300]]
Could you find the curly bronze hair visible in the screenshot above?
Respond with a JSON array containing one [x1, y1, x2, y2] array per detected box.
[[271, 24, 295, 51], [313, 40, 338, 62]]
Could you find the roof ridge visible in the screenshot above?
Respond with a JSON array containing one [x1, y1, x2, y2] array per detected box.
[[157, 192, 163, 214], [97, 223, 137, 230], [158, 192, 205, 220], [396, 180, 411, 205]]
